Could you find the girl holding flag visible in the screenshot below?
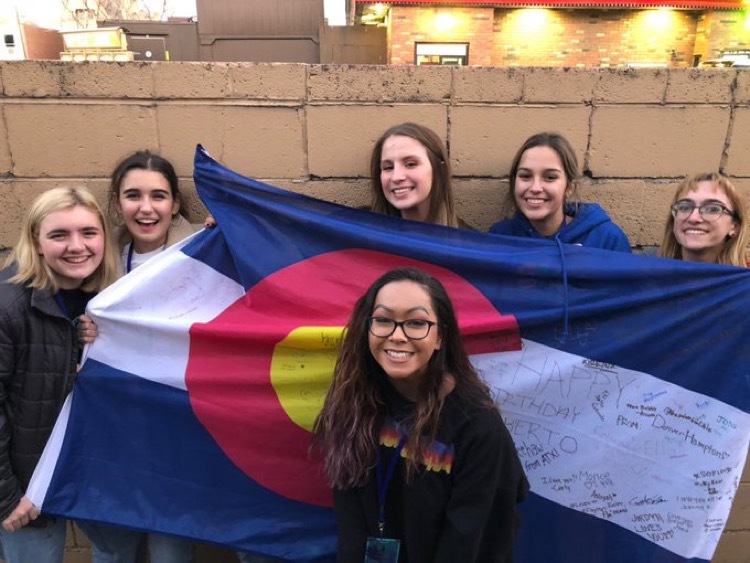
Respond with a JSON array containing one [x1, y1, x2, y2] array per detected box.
[[489, 132, 631, 251], [369, 123, 471, 229], [77, 150, 201, 563], [313, 267, 528, 562], [0, 187, 117, 562]]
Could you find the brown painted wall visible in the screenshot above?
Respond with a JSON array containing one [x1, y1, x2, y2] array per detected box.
[[0, 61, 748, 562]]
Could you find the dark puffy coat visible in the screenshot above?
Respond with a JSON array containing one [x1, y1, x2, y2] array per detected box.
[[0, 267, 78, 521]]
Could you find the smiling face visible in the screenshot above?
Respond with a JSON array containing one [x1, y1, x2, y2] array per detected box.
[[116, 169, 180, 253], [368, 280, 442, 401], [379, 135, 434, 223], [673, 180, 738, 263], [513, 145, 571, 237], [36, 205, 105, 289]]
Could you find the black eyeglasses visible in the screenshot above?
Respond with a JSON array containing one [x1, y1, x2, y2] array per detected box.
[[671, 201, 736, 222], [367, 317, 437, 340]]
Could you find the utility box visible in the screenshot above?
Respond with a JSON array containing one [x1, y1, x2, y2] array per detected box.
[[60, 27, 135, 61]]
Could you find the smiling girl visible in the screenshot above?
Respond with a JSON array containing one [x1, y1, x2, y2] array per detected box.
[[77, 150, 199, 562], [489, 132, 631, 251], [659, 172, 748, 266], [313, 268, 528, 562], [370, 123, 468, 228], [109, 150, 197, 274], [0, 187, 117, 562]]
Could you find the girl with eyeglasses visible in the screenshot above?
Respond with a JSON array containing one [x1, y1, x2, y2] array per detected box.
[[313, 268, 528, 562], [490, 132, 631, 251], [659, 172, 748, 266]]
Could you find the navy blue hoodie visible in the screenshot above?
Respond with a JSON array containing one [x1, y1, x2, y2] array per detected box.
[[489, 202, 631, 252]]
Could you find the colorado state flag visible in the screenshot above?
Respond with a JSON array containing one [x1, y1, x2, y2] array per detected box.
[[28, 146, 750, 562]]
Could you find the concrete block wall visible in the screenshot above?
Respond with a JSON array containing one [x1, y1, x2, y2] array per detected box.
[[0, 61, 749, 562]]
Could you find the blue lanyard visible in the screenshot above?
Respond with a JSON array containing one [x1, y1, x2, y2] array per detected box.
[[126, 243, 135, 274], [375, 435, 407, 537], [54, 293, 69, 319]]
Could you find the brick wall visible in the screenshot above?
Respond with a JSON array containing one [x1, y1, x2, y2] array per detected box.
[[494, 8, 699, 68], [0, 61, 748, 562], [387, 6, 749, 69], [390, 7, 495, 65]]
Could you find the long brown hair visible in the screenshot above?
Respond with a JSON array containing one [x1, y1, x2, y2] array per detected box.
[[508, 131, 579, 215], [312, 267, 494, 489], [659, 172, 748, 267], [369, 123, 459, 227]]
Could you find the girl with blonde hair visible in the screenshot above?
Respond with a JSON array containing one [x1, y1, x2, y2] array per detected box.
[[0, 186, 116, 562]]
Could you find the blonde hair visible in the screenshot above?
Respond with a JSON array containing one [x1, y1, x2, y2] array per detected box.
[[659, 173, 748, 267], [5, 186, 118, 292]]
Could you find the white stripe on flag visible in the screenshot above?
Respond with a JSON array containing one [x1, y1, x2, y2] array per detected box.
[[472, 339, 750, 561], [26, 395, 72, 507], [85, 236, 245, 390]]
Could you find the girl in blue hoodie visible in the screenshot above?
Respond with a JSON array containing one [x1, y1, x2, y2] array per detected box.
[[489, 132, 631, 252]]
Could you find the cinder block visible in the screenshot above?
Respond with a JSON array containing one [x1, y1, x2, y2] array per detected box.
[[594, 68, 668, 104], [230, 62, 306, 101], [153, 61, 230, 99], [451, 106, 591, 177], [0, 180, 24, 249], [308, 64, 451, 103], [736, 69, 750, 105], [579, 180, 646, 247], [713, 530, 750, 563], [453, 66, 523, 103], [0, 108, 11, 175], [307, 105, 447, 177], [1, 61, 64, 97], [590, 106, 729, 177], [62, 61, 154, 98], [4, 104, 159, 177], [726, 482, 750, 531], [278, 178, 371, 209], [453, 178, 508, 231], [524, 67, 598, 104], [726, 108, 750, 177], [666, 68, 735, 104], [157, 105, 305, 178]]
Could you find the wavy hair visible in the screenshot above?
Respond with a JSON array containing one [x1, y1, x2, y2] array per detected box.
[[6, 186, 118, 292], [369, 123, 459, 227], [312, 267, 494, 489], [508, 132, 579, 214], [659, 172, 748, 266]]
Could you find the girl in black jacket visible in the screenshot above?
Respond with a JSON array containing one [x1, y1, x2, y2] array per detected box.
[[313, 268, 528, 562], [0, 187, 117, 563]]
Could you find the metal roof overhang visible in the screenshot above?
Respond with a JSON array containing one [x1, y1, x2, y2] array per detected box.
[[355, 0, 745, 9]]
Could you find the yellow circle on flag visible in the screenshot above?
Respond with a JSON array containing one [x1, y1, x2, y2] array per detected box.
[[270, 326, 345, 430]]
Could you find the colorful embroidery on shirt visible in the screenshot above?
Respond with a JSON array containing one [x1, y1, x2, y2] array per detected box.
[[379, 420, 454, 474]]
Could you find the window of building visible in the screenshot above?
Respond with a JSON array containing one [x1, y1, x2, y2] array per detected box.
[[4, 34, 15, 48], [415, 42, 469, 66]]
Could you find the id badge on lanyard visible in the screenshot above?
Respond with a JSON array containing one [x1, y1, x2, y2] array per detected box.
[[364, 435, 407, 563]]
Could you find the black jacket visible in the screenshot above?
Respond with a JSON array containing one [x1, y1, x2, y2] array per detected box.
[[0, 267, 79, 521], [334, 385, 529, 562]]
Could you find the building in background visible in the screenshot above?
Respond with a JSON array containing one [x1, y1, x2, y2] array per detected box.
[[354, 0, 750, 67], [0, 4, 63, 61]]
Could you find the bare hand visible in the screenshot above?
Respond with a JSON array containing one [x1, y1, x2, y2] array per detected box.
[[2, 496, 40, 532], [77, 314, 99, 344]]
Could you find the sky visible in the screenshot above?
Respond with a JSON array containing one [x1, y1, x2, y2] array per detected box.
[[10, 0, 346, 29]]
